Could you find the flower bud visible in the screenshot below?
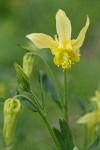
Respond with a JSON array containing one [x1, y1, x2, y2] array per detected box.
[[15, 64, 30, 91], [23, 54, 34, 78], [3, 98, 21, 145]]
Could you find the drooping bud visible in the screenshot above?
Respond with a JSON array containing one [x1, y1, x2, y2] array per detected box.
[[3, 98, 21, 145], [23, 54, 34, 78]]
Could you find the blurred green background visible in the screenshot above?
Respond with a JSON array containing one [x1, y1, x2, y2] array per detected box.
[[0, 0, 100, 149]]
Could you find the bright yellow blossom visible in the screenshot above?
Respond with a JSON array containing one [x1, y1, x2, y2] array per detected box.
[[26, 9, 90, 69], [77, 91, 100, 126], [77, 111, 100, 125]]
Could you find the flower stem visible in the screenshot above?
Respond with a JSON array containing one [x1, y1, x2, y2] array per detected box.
[[29, 52, 63, 109], [85, 124, 95, 149], [64, 70, 68, 122], [39, 111, 61, 150], [15, 94, 61, 150], [84, 125, 88, 149], [30, 90, 43, 110], [40, 78, 45, 112]]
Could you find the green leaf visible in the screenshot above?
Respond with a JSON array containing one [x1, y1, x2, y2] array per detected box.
[[29, 52, 63, 109], [38, 70, 45, 111], [0, 97, 7, 104], [39, 70, 57, 100], [53, 119, 74, 150], [53, 128, 66, 150], [88, 136, 100, 150], [59, 120, 74, 150], [72, 96, 86, 115], [38, 70, 62, 109], [14, 63, 30, 92]]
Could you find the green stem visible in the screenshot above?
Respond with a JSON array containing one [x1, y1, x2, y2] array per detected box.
[[40, 78, 45, 111], [15, 94, 61, 150], [29, 52, 63, 109], [64, 70, 68, 122], [30, 90, 43, 110], [39, 111, 61, 150], [86, 124, 95, 148], [84, 125, 88, 150]]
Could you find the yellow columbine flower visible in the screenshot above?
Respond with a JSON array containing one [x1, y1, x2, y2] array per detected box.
[[77, 111, 100, 125], [77, 91, 100, 126], [26, 9, 90, 69]]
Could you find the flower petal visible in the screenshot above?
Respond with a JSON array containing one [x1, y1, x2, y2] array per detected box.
[[53, 56, 60, 66], [69, 51, 80, 62], [56, 9, 72, 42], [26, 33, 57, 49], [72, 16, 90, 50], [77, 111, 100, 125]]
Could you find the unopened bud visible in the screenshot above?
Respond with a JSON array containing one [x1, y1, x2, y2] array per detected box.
[[15, 64, 30, 91], [23, 54, 34, 78], [3, 98, 21, 145]]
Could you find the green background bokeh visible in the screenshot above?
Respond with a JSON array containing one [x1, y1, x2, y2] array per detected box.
[[0, 0, 100, 149]]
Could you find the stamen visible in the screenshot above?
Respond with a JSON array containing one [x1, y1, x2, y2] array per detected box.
[[60, 52, 72, 69]]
